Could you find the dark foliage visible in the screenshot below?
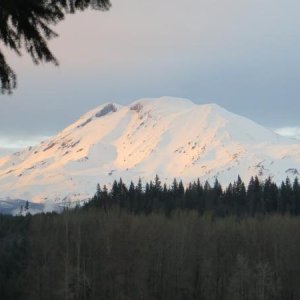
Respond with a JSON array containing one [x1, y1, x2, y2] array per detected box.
[[1, 175, 300, 299], [1, 211, 300, 299], [0, 0, 111, 93], [0, 215, 30, 300], [85, 175, 300, 217]]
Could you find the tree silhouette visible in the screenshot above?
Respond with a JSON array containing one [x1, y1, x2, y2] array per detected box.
[[0, 0, 111, 93]]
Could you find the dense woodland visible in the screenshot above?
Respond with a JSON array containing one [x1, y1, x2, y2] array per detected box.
[[86, 175, 300, 217], [1, 175, 300, 300]]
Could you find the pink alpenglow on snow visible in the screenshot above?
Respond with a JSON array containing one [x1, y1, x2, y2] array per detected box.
[[0, 97, 300, 204]]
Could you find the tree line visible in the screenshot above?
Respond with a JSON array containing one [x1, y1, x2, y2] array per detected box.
[[85, 175, 300, 217], [1, 175, 300, 299]]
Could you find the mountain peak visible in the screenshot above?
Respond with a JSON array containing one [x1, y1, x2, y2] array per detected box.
[[129, 97, 228, 116], [129, 96, 194, 113], [0, 97, 300, 203]]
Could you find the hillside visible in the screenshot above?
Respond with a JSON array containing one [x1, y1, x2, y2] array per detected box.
[[0, 97, 299, 203]]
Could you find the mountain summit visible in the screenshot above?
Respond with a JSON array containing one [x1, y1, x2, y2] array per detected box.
[[1, 97, 300, 203]]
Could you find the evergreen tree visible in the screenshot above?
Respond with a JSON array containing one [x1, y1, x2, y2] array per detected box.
[[212, 178, 223, 213], [0, 0, 111, 93], [203, 180, 212, 211], [172, 178, 178, 194], [154, 174, 162, 194], [101, 185, 108, 211], [135, 178, 143, 214], [96, 183, 101, 199], [128, 181, 136, 212], [144, 182, 152, 214], [196, 179, 205, 214], [247, 176, 262, 216], [86, 183, 102, 208], [185, 183, 195, 210], [118, 178, 128, 209], [263, 177, 278, 214], [279, 178, 293, 215], [293, 178, 300, 215], [111, 180, 119, 206], [231, 176, 246, 216], [178, 180, 185, 209], [25, 201, 30, 212]]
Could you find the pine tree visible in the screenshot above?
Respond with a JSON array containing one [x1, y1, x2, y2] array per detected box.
[[118, 178, 128, 209], [247, 176, 262, 216], [279, 178, 293, 215], [223, 183, 234, 215], [154, 175, 162, 193], [94, 183, 101, 208], [152, 175, 162, 211], [212, 178, 223, 213], [111, 180, 119, 206], [285, 177, 293, 214], [203, 180, 212, 211], [144, 182, 152, 214], [293, 178, 300, 215], [178, 180, 185, 209], [185, 183, 194, 210], [196, 179, 205, 214], [128, 181, 135, 212], [263, 177, 278, 214], [96, 183, 101, 199], [232, 176, 246, 216], [135, 178, 143, 213], [172, 178, 178, 194], [0, 0, 111, 93], [25, 201, 30, 211], [101, 185, 108, 211]]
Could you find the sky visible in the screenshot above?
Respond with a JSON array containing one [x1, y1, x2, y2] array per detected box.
[[0, 0, 300, 155]]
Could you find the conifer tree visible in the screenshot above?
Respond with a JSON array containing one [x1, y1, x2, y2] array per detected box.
[[172, 178, 178, 194], [279, 178, 293, 215], [118, 178, 128, 209], [247, 176, 262, 216], [280, 178, 293, 214], [0, 0, 111, 93], [212, 178, 223, 213], [232, 176, 246, 216], [100, 184, 108, 211], [154, 175, 162, 193], [178, 180, 185, 209], [94, 183, 101, 208], [203, 180, 212, 211], [111, 180, 119, 206], [135, 178, 143, 213], [224, 182, 234, 215], [185, 183, 194, 210], [263, 177, 278, 214], [128, 181, 135, 212], [293, 178, 300, 215], [96, 183, 101, 199], [25, 201, 30, 211]]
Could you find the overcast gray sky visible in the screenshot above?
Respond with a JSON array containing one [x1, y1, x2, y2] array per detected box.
[[0, 0, 300, 155]]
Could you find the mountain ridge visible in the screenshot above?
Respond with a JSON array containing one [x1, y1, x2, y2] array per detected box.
[[0, 97, 299, 203]]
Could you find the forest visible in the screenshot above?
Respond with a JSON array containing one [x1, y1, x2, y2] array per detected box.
[[86, 175, 300, 217], [1, 175, 300, 300]]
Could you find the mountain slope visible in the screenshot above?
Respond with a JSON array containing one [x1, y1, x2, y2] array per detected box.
[[0, 97, 300, 203]]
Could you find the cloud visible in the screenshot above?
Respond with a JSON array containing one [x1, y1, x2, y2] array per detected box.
[[274, 127, 300, 140], [0, 135, 50, 156]]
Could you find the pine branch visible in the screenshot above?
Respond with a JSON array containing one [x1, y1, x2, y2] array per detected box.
[[0, 0, 111, 94]]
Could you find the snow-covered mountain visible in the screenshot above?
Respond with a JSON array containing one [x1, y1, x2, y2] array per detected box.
[[0, 97, 300, 204]]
